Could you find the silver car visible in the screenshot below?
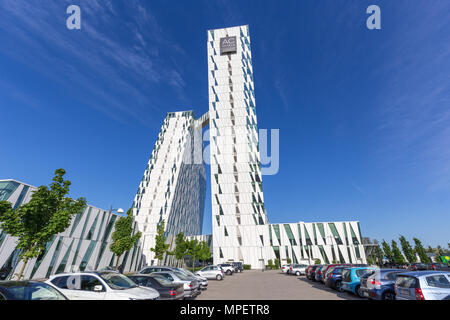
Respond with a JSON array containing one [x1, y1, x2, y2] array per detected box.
[[152, 271, 200, 299], [395, 271, 450, 300], [173, 268, 208, 290], [196, 265, 225, 280], [290, 264, 308, 276]]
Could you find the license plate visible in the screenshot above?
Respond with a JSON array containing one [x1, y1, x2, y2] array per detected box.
[[399, 289, 410, 296]]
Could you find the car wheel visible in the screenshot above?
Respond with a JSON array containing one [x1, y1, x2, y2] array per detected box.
[[356, 286, 363, 298], [335, 281, 343, 292], [226, 270, 231, 275], [383, 291, 395, 300], [296, 271, 300, 276], [216, 274, 223, 281]]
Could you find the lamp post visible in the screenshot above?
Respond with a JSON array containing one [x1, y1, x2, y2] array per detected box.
[[109, 206, 124, 215]]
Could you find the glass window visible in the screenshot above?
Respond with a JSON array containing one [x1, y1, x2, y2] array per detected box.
[[151, 275, 172, 286], [81, 275, 105, 292], [6, 282, 66, 300], [100, 273, 137, 290], [355, 269, 373, 277], [426, 275, 450, 288], [396, 276, 419, 288], [0, 181, 20, 201], [51, 276, 71, 289]]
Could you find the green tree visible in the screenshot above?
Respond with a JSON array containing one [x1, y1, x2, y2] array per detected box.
[[373, 240, 384, 265], [110, 208, 141, 270], [314, 259, 321, 265], [198, 241, 212, 266], [399, 235, 416, 263], [267, 259, 274, 270], [172, 232, 188, 267], [286, 258, 292, 264], [413, 238, 431, 263], [150, 220, 170, 262], [186, 239, 201, 269], [391, 240, 406, 264], [274, 258, 280, 269], [381, 240, 393, 264], [435, 246, 445, 262], [0, 169, 86, 280]]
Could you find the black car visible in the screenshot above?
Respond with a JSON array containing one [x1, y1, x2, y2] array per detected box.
[[0, 281, 68, 300], [409, 263, 428, 271], [308, 265, 322, 281], [231, 262, 243, 273], [127, 274, 185, 300]]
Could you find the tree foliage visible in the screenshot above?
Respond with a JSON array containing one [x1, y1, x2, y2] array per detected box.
[[381, 240, 393, 263], [150, 220, 169, 261], [413, 238, 431, 263], [0, 169, 86, 279], [197, 241, 212, 266], [399, 235, 416, 263], [186, 239, 201, 268], [171, 232, 188, 265], [391, 240, 406, 264], [110, 208, 141, 268]]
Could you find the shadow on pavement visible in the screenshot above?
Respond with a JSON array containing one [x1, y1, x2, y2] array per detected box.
[[296, 277, 364, 300]]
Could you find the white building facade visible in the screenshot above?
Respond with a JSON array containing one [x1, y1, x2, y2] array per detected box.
[[0, 180, 143, 280], [132, 111, 207, 266]]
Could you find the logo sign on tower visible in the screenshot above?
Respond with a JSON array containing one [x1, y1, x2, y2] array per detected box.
[[220, 36, 237, 55]]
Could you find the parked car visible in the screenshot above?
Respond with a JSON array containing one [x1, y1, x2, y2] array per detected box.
[[395, 271, 450, 300], [47, 271, 159, 300], [0, 281, 68, 300], [127, 274, 185, 300], [429, 263, 450, 272], [282, 264, 291, 274], [409, 263, 428, 271], [173, 268, 208, 290], [217, 263, 234, 275], [341, 267, 377, 297], [231, 262, 243, 273], [360, 269, 406, 300], [308, 265, 322, 281], [324, 266, 346, 292], [314, 265, 327, 282], [152, 271, 200, 299], [196, 265, 224, 280], [290, 264, 308, 276], [305, 265, 313, 278], [139, 265, 177, 274]]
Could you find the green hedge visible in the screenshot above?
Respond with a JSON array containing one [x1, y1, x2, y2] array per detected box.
[[243, 264, 251, 270]]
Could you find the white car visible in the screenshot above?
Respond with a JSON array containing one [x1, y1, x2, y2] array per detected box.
[[47, 271, 160, 300], [196, 266, 224, 280], [217, 264, 234, 275], [290, 264, 308, 276], [281, 264, 292, 274]]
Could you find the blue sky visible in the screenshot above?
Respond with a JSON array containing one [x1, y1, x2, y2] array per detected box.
[[0, 0, 449, 247]]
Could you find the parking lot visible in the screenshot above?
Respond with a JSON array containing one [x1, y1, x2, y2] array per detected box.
[[196, 270, 360, 300]]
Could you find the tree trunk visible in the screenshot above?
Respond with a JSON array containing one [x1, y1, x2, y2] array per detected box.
[[17, 258, 29, 281], [116, 254, 122, 270]]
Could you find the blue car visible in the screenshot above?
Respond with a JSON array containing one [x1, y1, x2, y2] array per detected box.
[[341, 267, 377, 298], [324, 266, 346, 292], [360, 269, 406, 300]]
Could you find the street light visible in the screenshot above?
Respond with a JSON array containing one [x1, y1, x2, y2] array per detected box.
[[109, 206, 124, 215]]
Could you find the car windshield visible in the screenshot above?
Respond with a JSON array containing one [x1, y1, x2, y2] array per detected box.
[[173, 271, 192, 281], [100, 273, 138, 290], [5, 282, 67, 300], [179, 269, 196, 277], [151, 275, 174, 286]]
